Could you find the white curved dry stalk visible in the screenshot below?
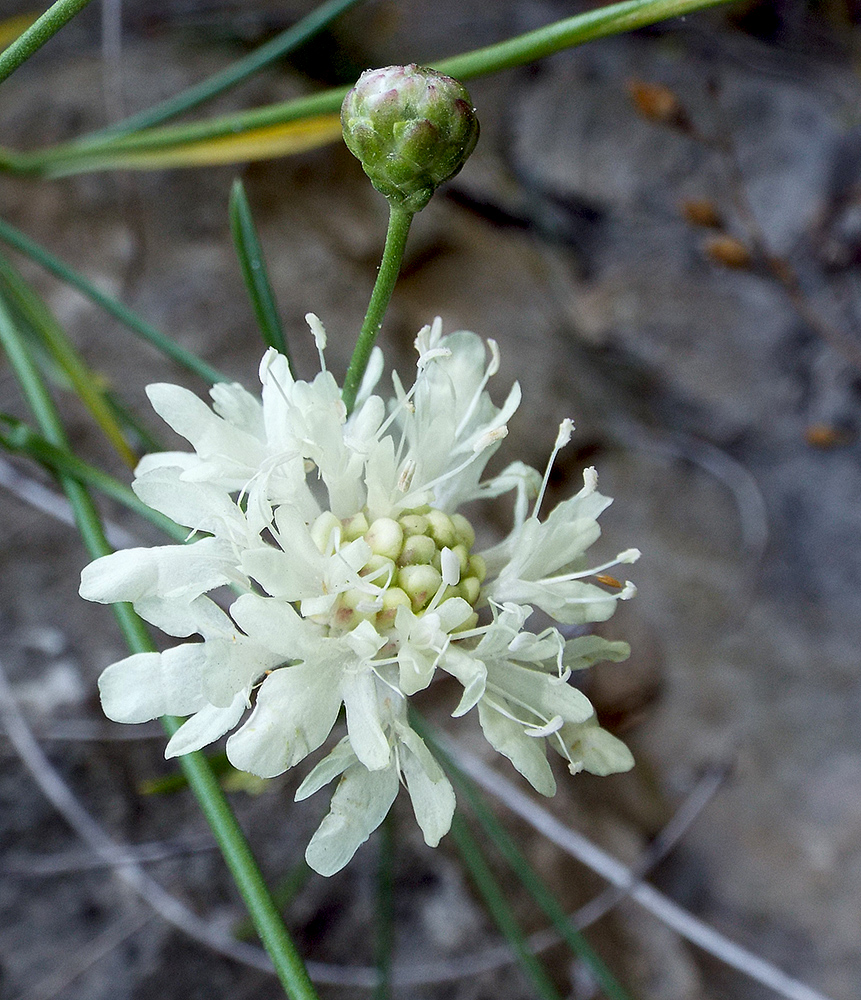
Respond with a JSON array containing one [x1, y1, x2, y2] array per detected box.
[[445, 739, 835, 1000], [0, 457, 137, 549], [2, 643, 835, 997]]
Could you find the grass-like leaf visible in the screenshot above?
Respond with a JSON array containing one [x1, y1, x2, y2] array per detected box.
[[0, 0, 93, 86], [374, 814, 395, 1000], [449, 812, 564, 1000], [0, 413, 186, 541], [229, 178, 291, 362], [0, 0, 733, 178], [0, 285, 322, 1000], [31, 115, 343, 175], [0, 254, 138, 467], [416, 716, 633, 1000], [91, 0, 365, 139], [0, 217, 228, 385]]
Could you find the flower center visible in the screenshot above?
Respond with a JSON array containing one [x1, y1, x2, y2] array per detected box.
[[312, 506, 485, 634]]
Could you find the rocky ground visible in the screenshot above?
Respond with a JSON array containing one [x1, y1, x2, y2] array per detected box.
[[1, 1, 860, 998]]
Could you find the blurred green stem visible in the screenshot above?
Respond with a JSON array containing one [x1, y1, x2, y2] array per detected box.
[[0, 217, 228, 385], [0, 0, 94, 86], [1, 0, 733, 176]]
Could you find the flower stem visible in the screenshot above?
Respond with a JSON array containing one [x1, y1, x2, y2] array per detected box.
[[0, 0, 94, 86], [342, 204, 413, 413], [0, 288, 321, 1000]]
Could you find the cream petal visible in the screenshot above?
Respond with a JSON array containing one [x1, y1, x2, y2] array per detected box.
[[294, 738, 357, 801], [487, 659, 594, 726], [164, 692, 248, 757], [477, 700, 556, 797], [79, 538, 232, 604], [98, 643, 208, 723], [396, 725, 455, 847], [342, 671, 391, 771], [226, 661, 343, 778], [304, 764, 400, 876]]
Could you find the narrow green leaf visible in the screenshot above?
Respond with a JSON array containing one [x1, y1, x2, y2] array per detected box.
[[0, 253, 138, 467], [0, 413, 186, 541], [229, 178, 291, 362], [91, 0, 365, 139], [417, 717, 633, 1000], [0, 0, 94, 86], [0, 217, 228, 385], [0, 0, 734, 179], [450, 812, 563, 1000], [374, 813, 395, 1000]]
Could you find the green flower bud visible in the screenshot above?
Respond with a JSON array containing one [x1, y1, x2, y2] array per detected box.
[[341, 64, 479, 213], [365, 516, 404, 560], [399, 533, 436, 566], [399, 513, 429, 537], [450, 512, 476, 549], [375, 586, 412, 629], [425, 508, 456, 549], [398, 563, 443, 611], [341, 511, 369, 541]]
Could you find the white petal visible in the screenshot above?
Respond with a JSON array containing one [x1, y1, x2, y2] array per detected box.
[[294, 738, 357, 801], [304, 764, 399, 876], [477, 700, 556, 797], [226, 661, 342, 777], [487, 659, 594, 726], [560, 719, 635, 776], [133, 594, 235, 639], [396, 726, 455, 847], [133, 467, 242, 533], [80, 538, 232, 604], [439, 646, 487, 717], [342, 670, 391, 771], [98, 644, 208, 723], [229, 593, 324, 662], [165, 691, 248, 757]]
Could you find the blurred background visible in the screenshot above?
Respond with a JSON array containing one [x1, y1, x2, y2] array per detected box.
[[1, 1, 860, 997]]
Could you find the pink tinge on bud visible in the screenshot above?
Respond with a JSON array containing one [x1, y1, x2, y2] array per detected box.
[[341, 64, 479, 213]]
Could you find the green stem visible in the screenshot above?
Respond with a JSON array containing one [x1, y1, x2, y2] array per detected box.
[[341, 204, 413, 413], [160, 717, 321, 1000], [0, 0, 734, 177], [229, 178, 290, 363], [0, 414, 187, 541], [0, 0, 94, 86], [373, 813, 395, 1000], [436, 0, 731, 81], [0, 289, 320, 1000]]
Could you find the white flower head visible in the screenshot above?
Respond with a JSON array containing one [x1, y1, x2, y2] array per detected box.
[[80, 318, 638, 874]]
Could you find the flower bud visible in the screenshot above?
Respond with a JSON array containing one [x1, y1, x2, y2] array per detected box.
[[341, 64, 479, 213]]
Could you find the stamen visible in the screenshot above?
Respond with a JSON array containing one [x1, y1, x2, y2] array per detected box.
[[397, 460, 416, 493], [581, 466, 598, 494], [524, 715, 564, 738], [440, 547, 461, 587], [539, 549, 641, 586], [455, 339, 502, 438], [473, 426, 508, 452], [305, 313, 328, 372], [533, 418, 574, 520]]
